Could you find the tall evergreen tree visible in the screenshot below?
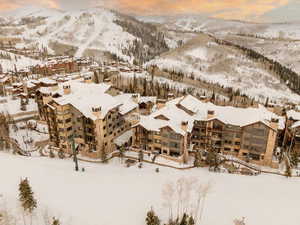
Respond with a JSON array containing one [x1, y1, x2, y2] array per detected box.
[[179, 213, 188, 225], [146, 208, 160, 225], [18, 178, 37, 214], [52, 217, 60, 225]]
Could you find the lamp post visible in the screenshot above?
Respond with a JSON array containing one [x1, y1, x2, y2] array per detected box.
[[70, 135, 79, 171]]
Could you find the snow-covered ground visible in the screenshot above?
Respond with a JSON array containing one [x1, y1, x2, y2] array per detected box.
[[0, 50, 41, 72], [0, 152, 299, 225], [9, 121, 49, 151]]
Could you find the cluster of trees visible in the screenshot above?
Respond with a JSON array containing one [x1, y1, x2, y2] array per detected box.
[[213, 37, 300, 95], [146, 209, 195, 225], [0, 52, 12, 60], [146, 177, 246, 225], [114, 18, 169, 64], [0, 113, 11, 151]]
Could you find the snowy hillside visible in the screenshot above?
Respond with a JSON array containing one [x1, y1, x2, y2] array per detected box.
[[0, 7, 169, 63], [0, 50, 41, 72], [141, 14, 300, 40], [218, 33, 300, 74], [146, 33, 300, 104], [1, 152, 300, 225]]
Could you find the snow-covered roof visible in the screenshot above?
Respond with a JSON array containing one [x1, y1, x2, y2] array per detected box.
[[139, 96, 157, 104], [114, 94, 138, 116], [38, 77, 57, 85], [51, 80, 118, 120], [114, 130, 133, 146], [179, 95, 285, 130], [291, 121, 300, 129], [287, 110, 300, 121], [136, 95, 285, 135]]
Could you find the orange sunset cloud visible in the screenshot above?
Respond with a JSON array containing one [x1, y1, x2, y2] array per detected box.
[[0, 0, 292, 21], [102, 0, 290, 20]]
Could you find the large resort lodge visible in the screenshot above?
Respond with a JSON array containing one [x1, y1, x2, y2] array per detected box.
[[2, 59, 300, 169], [34, 74, 295, 169]]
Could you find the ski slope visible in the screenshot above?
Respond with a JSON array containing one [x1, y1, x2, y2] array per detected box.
[[0, 152, 299, 225]]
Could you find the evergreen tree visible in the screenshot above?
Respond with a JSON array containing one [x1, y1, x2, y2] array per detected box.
[[100, 145, 108, 163], [146, 208, 160, 225], [179, 213, 188, 225], [52, 217, 60, 225], [193, 151, 201, 167], [138, 150, 144, 162], [285, 159, 292, 178], [49, 149, 55, 158], [264, 97, 269, 107], [291, 151, 299, 167], [187, 216, 195, 225], [119, 145, 125, 163], [18, 178, 37, 214]]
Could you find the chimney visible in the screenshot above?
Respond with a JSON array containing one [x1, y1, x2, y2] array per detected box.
[[167, 93, 175, 101], [131, 94, 139, 104], [207, 110, 215, 119], [84, 75, 92, 83], [63, 85, 71, 95], [181, 121, 188, 132], [42, 92, 52, 104], [92, 106, 101, 119], [157, 99, 166, 110], [270, 118, 279, 130]]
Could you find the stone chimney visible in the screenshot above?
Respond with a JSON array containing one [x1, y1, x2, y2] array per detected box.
[[270, 118, 279, 130], [181, 121, 188, 132], [131, 94, 139, 104], [157, 99, 166, 110], [92, 106, 101, 119], [63, 85, 71, 95], [167, 93, 175, 101], [84, 75, 92, 83], [42, 93, 52, 104], [207, 110, 215, 119]]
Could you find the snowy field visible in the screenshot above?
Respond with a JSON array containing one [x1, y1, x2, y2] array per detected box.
[[0, 152, 299, 225]]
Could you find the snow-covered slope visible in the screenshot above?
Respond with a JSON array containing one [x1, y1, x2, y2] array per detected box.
[[0, 7, 169, 63], [218, 33, 300, 74], [141, 14, 300, 40], [1, 152, 300, 225], [0, 50, 41, 72], [146, 33, 300, 104], [3, 6, 63, 22]]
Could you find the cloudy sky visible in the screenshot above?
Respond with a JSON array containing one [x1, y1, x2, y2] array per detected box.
[[0, 0, 300, 22]]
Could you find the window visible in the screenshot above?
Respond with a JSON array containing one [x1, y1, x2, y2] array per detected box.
[[67, 127, 72, 131], [235, 142, 240, 145], [224, 148, 231, 151], [169, 142, 179, 149], [65, 118, 71, 123], [249, 153, 260, 161]]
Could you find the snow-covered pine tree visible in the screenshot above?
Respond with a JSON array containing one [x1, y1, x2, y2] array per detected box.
[[146, 208, 160, 225], [52, 217, 60, 225], [179, 213, 188, 225], [187, 216, 195, 225], [18, 178, 37, 214], [193, 151, 201, 167]]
